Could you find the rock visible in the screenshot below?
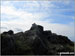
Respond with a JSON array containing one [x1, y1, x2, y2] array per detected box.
[[1, 31, 15, 55], [30, 23, 43, 32], [1, 23, 74, 55], [8, 30, 14, 35]]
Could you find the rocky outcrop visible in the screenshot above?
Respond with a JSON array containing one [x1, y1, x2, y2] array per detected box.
[[1, 30, 15, 54], [1, 23, 74, 55]]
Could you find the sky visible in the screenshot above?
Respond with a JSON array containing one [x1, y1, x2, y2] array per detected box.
[[1, 0, 75, 41]]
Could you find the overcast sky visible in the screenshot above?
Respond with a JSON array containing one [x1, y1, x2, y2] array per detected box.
[[1, 0, 75, 41]]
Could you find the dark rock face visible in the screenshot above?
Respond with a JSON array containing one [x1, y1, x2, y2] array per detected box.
[[1, 23, 74, 55], [1, 30, 15, 54]]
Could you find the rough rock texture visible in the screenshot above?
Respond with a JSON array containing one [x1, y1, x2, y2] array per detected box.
[[1, 23, 74, 55]]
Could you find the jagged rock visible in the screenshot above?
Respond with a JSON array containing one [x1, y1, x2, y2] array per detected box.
[[30, 23, 43, 32], [1, 23, 74, 55]]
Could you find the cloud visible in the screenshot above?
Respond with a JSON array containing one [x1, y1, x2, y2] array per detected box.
[[1, 1, 74, 41], [1, 4, 49, 21], [1, 2, 50, 32]]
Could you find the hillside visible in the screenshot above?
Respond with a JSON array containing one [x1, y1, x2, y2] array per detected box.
[[1, 23, 74, 55]]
